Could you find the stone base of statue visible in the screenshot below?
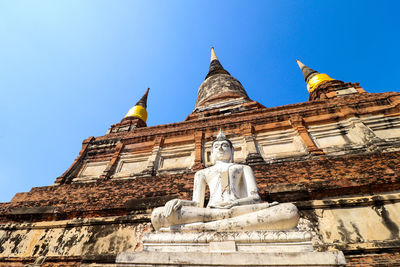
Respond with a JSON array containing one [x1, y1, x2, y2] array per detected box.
[[116, 230, 346, 266], [141, 230, 314, 253]]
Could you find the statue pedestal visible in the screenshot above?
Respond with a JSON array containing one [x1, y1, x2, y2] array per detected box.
[[116, 230, 346, 266], [142, 230, 314, 253]]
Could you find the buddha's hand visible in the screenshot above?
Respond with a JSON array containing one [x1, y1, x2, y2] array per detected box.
[[269, 201, 279, 207], [164, 199, 182, 217], [210, 200, 239, 209]]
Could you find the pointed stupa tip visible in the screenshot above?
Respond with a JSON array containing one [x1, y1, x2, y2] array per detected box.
[[296, 59, 319, 82], [210, 47, 218, 62], [135, 88, 150, 108], [205, 47, 230, 79], [296, 59, 306, 70], [296, 60, 335, 94]]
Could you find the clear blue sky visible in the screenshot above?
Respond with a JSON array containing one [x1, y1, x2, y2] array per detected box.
[[1, 1, 399, 202]]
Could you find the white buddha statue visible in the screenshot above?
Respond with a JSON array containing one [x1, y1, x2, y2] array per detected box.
[[151, 130, 299, 232]]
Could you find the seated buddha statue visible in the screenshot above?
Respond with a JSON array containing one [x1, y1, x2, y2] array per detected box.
[[151, 130, 299, 232]]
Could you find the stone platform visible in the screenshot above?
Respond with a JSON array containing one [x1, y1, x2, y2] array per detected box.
[[142, 230, 314, 253], [117, 251, 346, 266], [116, 230, 346, 266]]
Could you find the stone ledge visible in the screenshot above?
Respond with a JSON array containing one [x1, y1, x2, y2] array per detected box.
[[143, 230, 312, 244], [296, 191, 400, 210], [116, 251, 346, 266], [10, 206, 59, 215], [125, 195, 176, 211], [0, 214, 150, 230]]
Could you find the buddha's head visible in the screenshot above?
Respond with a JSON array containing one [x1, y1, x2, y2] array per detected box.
[[211, 130, 234, 164]]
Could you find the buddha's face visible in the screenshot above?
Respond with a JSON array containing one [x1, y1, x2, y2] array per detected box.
[[211, 140, 233, 163]]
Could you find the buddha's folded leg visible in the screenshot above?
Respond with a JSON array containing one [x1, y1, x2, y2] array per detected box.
[[151, 206, 232, 231], [229, 201, 278, 217], [171, 203, 299, 232]]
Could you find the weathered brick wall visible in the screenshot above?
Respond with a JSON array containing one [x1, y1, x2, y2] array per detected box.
[[0, 217, 152, 266], [2, 91, 400, 266], [3, 150, 399, 223], [346, 252, 400, 266], [1, 151, 400, 266], [0, 257, 81, 267], [256, 151, 400, 202]]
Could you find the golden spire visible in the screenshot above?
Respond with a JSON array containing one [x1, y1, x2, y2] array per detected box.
[[124, 88, 149, 123], [296, 59, 333, 93]]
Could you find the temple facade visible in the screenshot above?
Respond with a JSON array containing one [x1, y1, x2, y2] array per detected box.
[[1, 48, 400, 266]]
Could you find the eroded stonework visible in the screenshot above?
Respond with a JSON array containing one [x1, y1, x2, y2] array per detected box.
[[196, 74, 249, 107], [0, 216, 151, 260]]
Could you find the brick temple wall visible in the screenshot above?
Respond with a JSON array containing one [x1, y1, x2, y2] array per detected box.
[[2, 90, 400, 266]]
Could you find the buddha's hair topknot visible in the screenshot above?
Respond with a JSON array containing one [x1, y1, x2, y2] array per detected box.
[[213, 129, 233, 148]]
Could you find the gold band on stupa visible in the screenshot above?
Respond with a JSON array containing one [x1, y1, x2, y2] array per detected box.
[[307, 73, 333, 93], [124, 105, 148, 122]]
